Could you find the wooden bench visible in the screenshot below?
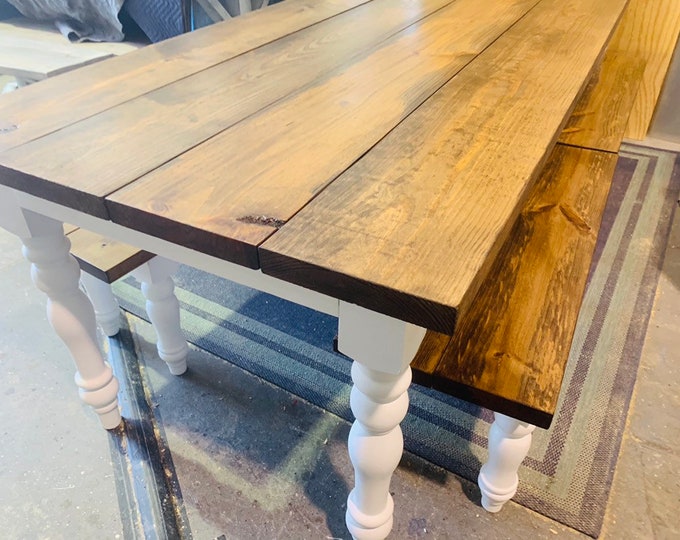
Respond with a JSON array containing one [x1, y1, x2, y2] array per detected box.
[[409, 15, 648, 511], [64, 226, 189, 375]]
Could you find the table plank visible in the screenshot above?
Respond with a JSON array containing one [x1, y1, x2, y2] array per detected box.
[[0, 0, 457, 217], [0, 0, 370, 152], [104, 0, 540, 268], [259, 0, 629, 333]]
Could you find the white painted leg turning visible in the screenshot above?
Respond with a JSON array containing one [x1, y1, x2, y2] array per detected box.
[[478, 412, 535, 512], [131, 257, 188, 375], [19, 213, 121, 429], [346, 362, 411, 539], [80, 272, 121, 337], [337, 301, 426, 540]]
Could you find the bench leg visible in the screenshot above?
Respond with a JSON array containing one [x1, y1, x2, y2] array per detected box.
[[337, 302, 425, 540], [18, 211, 121, 429], [478, 412, 535, 512], [79, 273, 121, 337], [131, 257, 189, 375]]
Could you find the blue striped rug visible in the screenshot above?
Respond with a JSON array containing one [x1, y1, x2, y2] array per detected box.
[[113, 143, 680, 537]]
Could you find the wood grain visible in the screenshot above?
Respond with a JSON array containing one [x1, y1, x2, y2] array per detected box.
[[411, 146, 618, 427], [0, 0, 370, 152], [558, 48, 645, 152], [259, 0, 628, 333], [608, 0, 680, 140], [104, 0, 539, 268], [66, 227, 154, 282], [0, 0, 458, 217]]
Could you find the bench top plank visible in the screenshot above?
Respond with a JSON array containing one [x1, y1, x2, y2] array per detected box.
[[411, 145, 618, 426], [0, 0, 462, 217], [558, 48, 645, 153], [99, 0, 538, 268], [611, 0, 680, 140], [66, 227, 154, 282], [0, 18, 140, 81], [259, 0, 629, 333], [0, 0, 370, 152]]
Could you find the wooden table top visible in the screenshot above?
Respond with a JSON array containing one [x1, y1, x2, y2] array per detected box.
[[0, 0, 628, 334]]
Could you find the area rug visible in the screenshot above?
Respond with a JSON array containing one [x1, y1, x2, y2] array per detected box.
[[112, 143, 680, 537]]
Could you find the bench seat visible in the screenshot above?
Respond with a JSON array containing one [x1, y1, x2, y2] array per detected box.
[[63, 225, 188, 375], [411, 32, 647, 428], [66, 226, 154, 283], [411, 145, 618, 428], [0, 17, 141, 84]]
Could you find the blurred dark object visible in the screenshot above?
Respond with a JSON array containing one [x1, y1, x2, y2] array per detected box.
[[6, 0, 125, 41], [121, 0, 187, 43]]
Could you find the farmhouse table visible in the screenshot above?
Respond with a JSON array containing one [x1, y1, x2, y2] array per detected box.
[[0, 0, 627, 537]]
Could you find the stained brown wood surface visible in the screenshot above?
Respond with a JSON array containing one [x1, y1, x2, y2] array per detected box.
[[0, 0, 632, 341], [0, 0, 462, 218], [558, 48, 645, 152], [66, 228, 153, 282], [104, 0, 540, 268], [0, 18, 140, 81], [411, 146, 618, 427], [608, 0, 680, 140], [259, 0, 628, 333], [0, 0, 370, 152]]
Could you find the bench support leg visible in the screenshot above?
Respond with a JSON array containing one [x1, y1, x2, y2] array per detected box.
[[18, 212, 121, 429], [478, 412, 535, 512], [338, 302, 425, 540], [80, 273, 121, 337], [131, 258, 189, 375]]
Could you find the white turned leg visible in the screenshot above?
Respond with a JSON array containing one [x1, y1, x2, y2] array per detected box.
[[478, 412, 535, 512], [131, 257, 188, 375], [19, 213, 121, 429], [80, 273, 121, 337], [346, 362, 411, 540], [338, 302, 426, 540]]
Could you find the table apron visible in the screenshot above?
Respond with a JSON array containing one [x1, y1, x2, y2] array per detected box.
[[4, 186, 339, 318]]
